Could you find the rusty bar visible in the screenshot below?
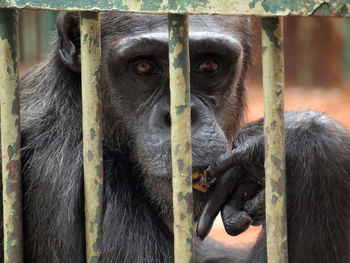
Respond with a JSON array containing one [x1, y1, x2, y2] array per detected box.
[[168, 14, 194, 263], [0, 8, 23, 263], [262, 17, 288, 263], [80, 11, 103, 263]]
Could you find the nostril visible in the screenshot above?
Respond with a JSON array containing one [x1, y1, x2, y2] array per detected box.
[[164, 112, 171, 128]]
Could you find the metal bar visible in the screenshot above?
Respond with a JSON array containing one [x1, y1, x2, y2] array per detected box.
[[80, 11, 103, 263], [168, 14, 194, 263], [262, 17, 288, 263], [0, 8, 23, 263], [0, 0, 349, 17]]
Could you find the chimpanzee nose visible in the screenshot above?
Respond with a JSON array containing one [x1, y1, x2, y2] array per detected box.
[[162, 107, 199, 129], [150, 96, 201, 132]]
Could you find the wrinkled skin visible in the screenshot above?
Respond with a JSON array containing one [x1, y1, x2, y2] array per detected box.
[[0, 12, 350, 263]]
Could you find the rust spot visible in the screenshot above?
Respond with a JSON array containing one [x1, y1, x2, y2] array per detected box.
[[177, 191, 193, 215], [6, 160, 20, 183], [185, 141, 190, 153], [95, 165, 103, 179], [270, 176, 285, 196]]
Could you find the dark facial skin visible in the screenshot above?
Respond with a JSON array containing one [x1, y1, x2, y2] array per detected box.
[[100, 14, 250, 219]]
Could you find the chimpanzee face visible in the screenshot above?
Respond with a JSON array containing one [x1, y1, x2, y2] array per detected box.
[[100, 14, 250, 218], [58, 12, 252, 219]]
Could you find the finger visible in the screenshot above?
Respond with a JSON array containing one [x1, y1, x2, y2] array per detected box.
[[222, 201, 252, 236], [221, 179, 256, 236], [244, 190, 265, 214], [206, 144, 250, 180], [196, 166, 244, 239], [244, 190, 265, 226]]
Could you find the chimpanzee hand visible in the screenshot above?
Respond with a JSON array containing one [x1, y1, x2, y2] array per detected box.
[[196, 130, 266, 239]]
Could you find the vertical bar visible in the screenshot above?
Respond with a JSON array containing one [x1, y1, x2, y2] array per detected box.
[[0, 8, 23, 263], [262, 17, 288, 263], [168, 14, 194, 263], [80, 11, 103, 263]]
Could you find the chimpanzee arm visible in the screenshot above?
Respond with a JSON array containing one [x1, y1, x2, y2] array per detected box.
[[197, 110, 350, 263]]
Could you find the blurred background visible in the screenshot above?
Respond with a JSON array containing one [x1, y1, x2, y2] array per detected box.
[[18, 10, 350, 247]]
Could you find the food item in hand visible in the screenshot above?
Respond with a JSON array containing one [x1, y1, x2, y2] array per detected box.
[[192, 170, 210, 193]]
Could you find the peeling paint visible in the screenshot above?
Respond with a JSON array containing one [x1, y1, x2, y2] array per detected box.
[[262, 17, 288, 263], [0, 9, 23, 263], [0, 0, 349, 17], [175, 104, 186, 115], [90, 128, 96, 140], [169, 14, 194, 263], [81, 12, 103, 263], [87, 150, 94, 162], [177, 159, 184, 171]]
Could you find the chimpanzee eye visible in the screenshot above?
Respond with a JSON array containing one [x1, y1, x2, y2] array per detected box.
[[195, 58, 220, 75], [133, 60, 158, 76]]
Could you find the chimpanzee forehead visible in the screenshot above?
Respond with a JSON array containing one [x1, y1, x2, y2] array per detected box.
[[100, 12, 247, 40]]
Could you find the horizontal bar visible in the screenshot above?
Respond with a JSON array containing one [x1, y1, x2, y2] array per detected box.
[[0, 8, 24, 263], [262, 17, 288, 263], [168, 14, 194, 263], [0, 0, 349, 17], [80, 11, 103, 263]]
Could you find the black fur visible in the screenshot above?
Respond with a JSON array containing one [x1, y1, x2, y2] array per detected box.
[[236, 111, 350, 263]]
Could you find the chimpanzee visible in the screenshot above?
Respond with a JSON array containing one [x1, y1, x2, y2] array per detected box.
[[0, 11, 350, 263]]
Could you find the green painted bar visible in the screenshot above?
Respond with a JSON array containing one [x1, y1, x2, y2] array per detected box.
[[262, 17, 288, 263], [0, 8, 24, 263], [80, 11, 103, 263], [0, 0, 349, 17], [168, 14, 194, 263]]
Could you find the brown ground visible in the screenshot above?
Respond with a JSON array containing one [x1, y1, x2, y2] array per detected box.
[[209, 84, 350, 247]]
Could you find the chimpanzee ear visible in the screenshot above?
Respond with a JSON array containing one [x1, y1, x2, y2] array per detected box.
[[57, 12, 81, 73]]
